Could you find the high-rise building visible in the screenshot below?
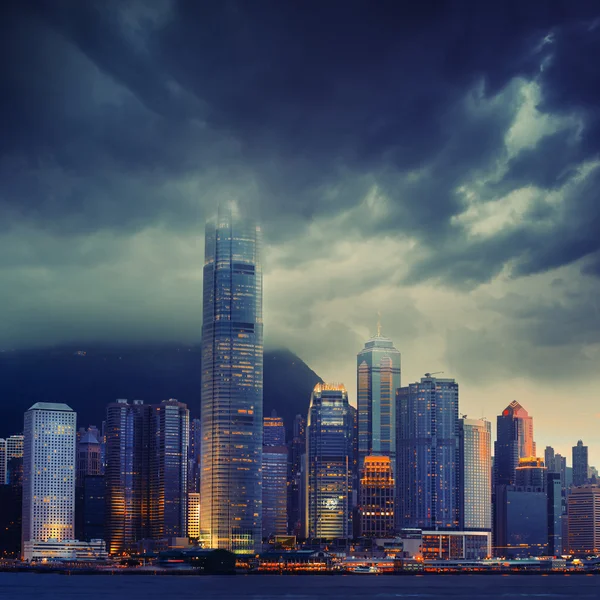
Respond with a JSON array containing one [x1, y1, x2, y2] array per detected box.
[[6, 434, 24, 487], [0, 438, 6, 485], [494, 401, 535, 487], [262, 446, 288, 539], [572, 440, 589, 488], [306, 383, 354, 540], [459, 418, 492, 531], [545, 446, 555, 473], [567, 485, 600, 555], [288, 414, 306, 536], [105, 399, 149, 554], [358, 455, 395, 537], [22, 403, 77, 553], [149, 399, 189, 540], [187, 492, 201, 540], [357, 326, 400, 471], [547, 472, 563, 556], [77, 428, 102, 480], [264, 411, 285, 446], [188, 418, 201, 494], [396, 375, 460, 530], [515, 457, 547, 490], [200, 205, 263, 553], [75, 475, 105, 542]]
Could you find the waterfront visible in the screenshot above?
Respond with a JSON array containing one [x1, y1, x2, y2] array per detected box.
[[0, 573, 599, 599]]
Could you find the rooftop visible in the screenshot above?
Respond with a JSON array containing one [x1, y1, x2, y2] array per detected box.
[[28, 402, 74, 412]]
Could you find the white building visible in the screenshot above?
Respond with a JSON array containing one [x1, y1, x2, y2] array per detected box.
[[22, 402, 77, 556], [23, 539, 107, 562]]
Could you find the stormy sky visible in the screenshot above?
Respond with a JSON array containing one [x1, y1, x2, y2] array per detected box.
[[2, 1, 600, 463]]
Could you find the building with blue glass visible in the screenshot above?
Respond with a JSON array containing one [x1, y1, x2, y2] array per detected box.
[[200, 205, 263, 553], [306, 383, 354, 540], [396, 375, 460, 530]]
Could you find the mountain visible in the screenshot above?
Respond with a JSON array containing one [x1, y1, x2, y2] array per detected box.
[[0, 344, 322, 440]]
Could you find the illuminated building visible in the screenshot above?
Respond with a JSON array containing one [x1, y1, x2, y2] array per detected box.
[[0, 438, 6, 484], [515, 457, 547, 490], [357, 325, 401, 471], [6, 434, 24, 486], [567, 485, 600, 555], [494, 401, 536, 487], [572, 440, 589, 487], [262, 413, 287, 538], [76, 428, 102, 479], [149, 399, 189, 540], [23, 538, 107, 562], [459, 418, 491, 531], [396, 376, 460, 530], [187, 492, 200, 540], [188, 418, 201, 493], [358, 455, 395, 537], [22, 403, 77, 555], [306, 383, 354, 539], [200, 205, 263, 553], [419, 530, 491, 560], [288, 414, 306, 535], [547, 472, 563, 556], [264, 410, 285, 446], [105, 399, 149, 554]]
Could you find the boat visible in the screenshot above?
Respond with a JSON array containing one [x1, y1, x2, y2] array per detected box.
[[351, 565, 380, 574]]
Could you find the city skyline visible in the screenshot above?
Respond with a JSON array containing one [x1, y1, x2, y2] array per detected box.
[[1, 3, 600, 468]]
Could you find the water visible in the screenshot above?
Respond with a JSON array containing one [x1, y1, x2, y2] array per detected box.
[[0, 573, 599, 599]]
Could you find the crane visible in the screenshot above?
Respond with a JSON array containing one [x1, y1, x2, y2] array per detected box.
[[424, 371, 444, 378]]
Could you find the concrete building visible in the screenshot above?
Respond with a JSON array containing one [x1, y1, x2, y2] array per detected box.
[[187, 492, 200, 540], [358, 455, 395, 537], [23, 539, 107, 562], [572, 440, 589, 488], [567, 485, 600, 555]]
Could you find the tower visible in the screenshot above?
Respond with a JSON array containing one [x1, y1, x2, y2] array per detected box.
[[572, 440, 589, 488], [200, 204, 263, 553]]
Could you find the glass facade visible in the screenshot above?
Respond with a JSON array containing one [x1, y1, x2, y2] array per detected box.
[[494, 401, 536, 487], [572, 440, 589, 487], [357, 331, 401, 471], [288, 414, 306, 536], [306, 384, 353, 539], [359, 455, 395, 537], [396, 376, 460, 530], [201, 205, 263, 553], [567, 485, 600, 555], [459, 418, 492, 531]]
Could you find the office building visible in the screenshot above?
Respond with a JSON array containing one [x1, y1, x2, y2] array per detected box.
[[573, 440, 589, 487], [288, 414, 306, 536], [547, 472, 563, 556], [105, 399, 150, 554], [306, 383, 354, 539], [188, 418, 201, 494], [567, 485, 600, 555], [494, 485, 548, 557], [515, 457, 547, 490], [77, 428, 102, 480], [545, 446, 555, 472], [396, 375, 460, 530], [75, 475, 105, 542], [149, 399, 189, 540], [264, 411, 285, 446], [459, 418, 492, 531], [6, 434, 24, 487], [357, 325, 401, 471], [188, 492, 200, 540], [22, 403, 77, 554], [494, 401, 535, 487], [23, 539, 107, 562], [0, 438, 6, 484], [419, 530, 491, 560], [262, 446, 288, 538], [200, 205, 263, 553], [358, 455, 395, 537]]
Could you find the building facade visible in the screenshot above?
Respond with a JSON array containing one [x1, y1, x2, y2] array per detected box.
[[187, 492, 200, 540], [396, 376, 460, 530], [494, 401, 536, 487], [358, 455, 395, 537], [572, 440, 589, 488], [200, 205, 263, 553], [459, 418, 492, 531], [76, 429, 102, 480], [306, 384, 354, 539], [6, 434, 24, 486], [515, 457, 547, 489], [288, 414, 306, 536], [262, 446, 288, 538], [188, 418, 201, 494], [567, 485, 600, 555], [0, 438, 6, 485], [22, 403, 77, 554], [357, 328, 401, 471]]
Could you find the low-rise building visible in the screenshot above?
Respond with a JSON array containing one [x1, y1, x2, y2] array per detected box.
[[23, 539, 107, 562]]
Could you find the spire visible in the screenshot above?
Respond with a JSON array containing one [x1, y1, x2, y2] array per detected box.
[[377, 311, 382, 337]]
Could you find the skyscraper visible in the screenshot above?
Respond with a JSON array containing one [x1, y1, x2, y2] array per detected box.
[[264, 411, 285, 446], [494, 401, 536, 487], [105, 399, 149, 554], [572, 440, 589, 487], [188, 418, 201, 494], [547, 472, 563, 556], [567, 485, 600, 555], [306, 383, 354, 540], [358, 455, 395, 537], [459, 418, 492, 531], [77, 428, 102, 480], [22, 403, 76, 553], [6, 434, 24, 487], [357, 325, 401, 471], [149, 399, 189, 540], [288, 414, 306, 536], [515, 457, 547, 490], [396, 375, 460, 530], [262, 448, 288, 538], [201, 205, 263, 553], [544, 446, 555, 473], [0, 438, 6, 485]]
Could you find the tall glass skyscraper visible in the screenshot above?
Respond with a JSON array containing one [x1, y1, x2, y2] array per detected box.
[[572, 440, 589, 487], [357, 326, 401, 470], [459, 418, 492, 531], [201, 205, 263, 553], [306, 383, 354, 540], [396, 375, 460, 530], [494, 401, 536, 487]]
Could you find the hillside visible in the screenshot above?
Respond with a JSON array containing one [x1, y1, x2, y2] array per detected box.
[[0, 345, 322, 440]]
